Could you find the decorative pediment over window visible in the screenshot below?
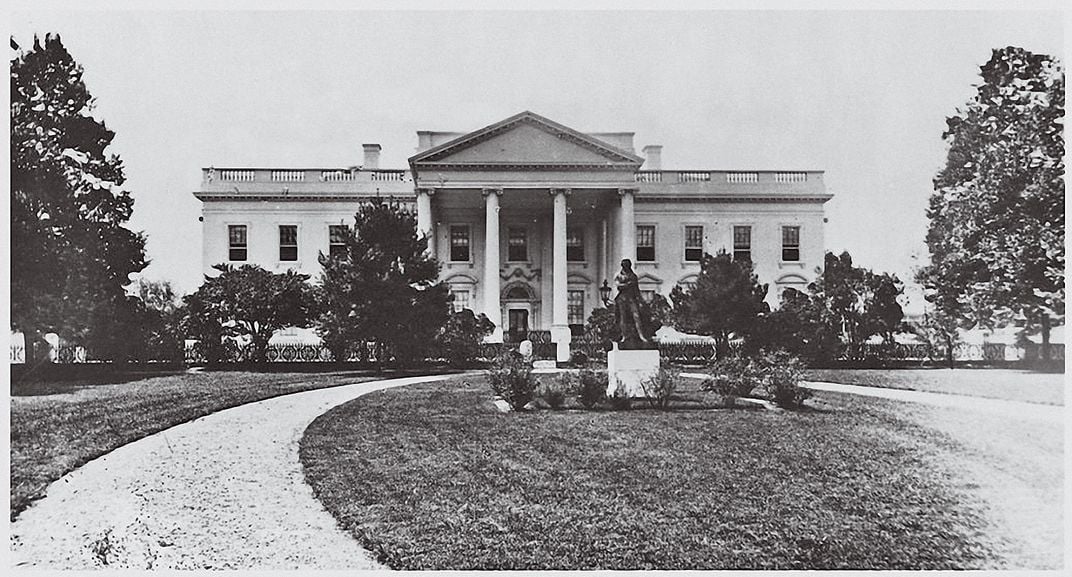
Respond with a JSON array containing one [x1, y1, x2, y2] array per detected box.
[[409, 111, 644, 171], [775, 273, 808, 285]]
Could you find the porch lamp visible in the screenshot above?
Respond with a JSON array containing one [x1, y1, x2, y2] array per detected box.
[[599, 280, 612, 306]]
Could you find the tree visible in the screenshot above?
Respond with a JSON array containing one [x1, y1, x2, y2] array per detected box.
[[184, 265, 318, 364], [436, 309, 495, 367], [317, 199, 450, 365], [925, 46, 1064, 359], [757, 288, 841, 363], [10, 34, 147, 358], [806, 252, 905, 358], [670, 251, 769, 359], [913, 265, 967, 368], [132, 279, 186, 363]]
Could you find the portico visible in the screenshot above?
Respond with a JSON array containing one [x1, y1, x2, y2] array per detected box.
[[409, 111, 644, 361]]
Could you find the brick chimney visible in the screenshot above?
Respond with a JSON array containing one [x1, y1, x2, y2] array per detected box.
[[642, 145, 663, 171], [362, 144, 382, 170]]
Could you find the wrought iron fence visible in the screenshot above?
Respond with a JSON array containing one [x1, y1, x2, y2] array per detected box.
[[18, 339, 1062, 367]]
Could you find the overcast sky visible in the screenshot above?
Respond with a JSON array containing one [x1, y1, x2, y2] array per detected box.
[[9, 6, 1064, 311]]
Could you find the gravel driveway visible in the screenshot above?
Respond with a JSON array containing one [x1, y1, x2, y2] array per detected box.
[[10, 374, 451, 570], [804, 381, 1065, 570]]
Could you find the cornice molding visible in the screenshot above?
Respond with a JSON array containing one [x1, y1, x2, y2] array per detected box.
[[635, 195, 833, 204], [194, 193, 416, 202], [412, 162, 638, 172]]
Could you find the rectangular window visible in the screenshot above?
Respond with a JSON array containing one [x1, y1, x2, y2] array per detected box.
[[507, 227, 527, 261], [684, 225, 704, 262], [450, 225, 470, 262], [568, 290, 585, 325], [567, 228, 585, 262], [328, 225, 349, 259], [733, 226, 752, 263], [451, 290, 471, 313], [782, 226, 801, 262], [641, 290, 656, 304], [636, 225, 656, 262], [279, 225, 298, 261], [228, 225, 247, 262]]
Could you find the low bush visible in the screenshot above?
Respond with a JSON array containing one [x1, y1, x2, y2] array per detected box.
[[577, 369, 607, 408], [703, 355, 762, 401], [760, 351, 810, 409], [702, 350, 810, 409], [639, 367, 682, 409], [538, 373, 572, 410], [607, 381, 632, 410], [486, 351, 536, 410]]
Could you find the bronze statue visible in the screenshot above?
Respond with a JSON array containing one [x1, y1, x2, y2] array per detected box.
[[613, 259, 651, 349]]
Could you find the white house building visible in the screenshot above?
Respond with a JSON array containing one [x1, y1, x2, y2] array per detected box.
[[195, 111, 832, 361]]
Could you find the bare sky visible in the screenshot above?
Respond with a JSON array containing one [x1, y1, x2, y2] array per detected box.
[[9, 6, 1064, 311]]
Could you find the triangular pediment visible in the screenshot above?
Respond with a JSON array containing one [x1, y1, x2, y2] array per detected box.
[[409, 111, 643, 169]]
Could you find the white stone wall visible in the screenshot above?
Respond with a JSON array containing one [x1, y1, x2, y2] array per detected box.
[[200, 199, 413, 280]]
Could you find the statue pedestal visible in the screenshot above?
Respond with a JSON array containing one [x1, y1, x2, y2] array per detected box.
[[607, 343, 661, 398]]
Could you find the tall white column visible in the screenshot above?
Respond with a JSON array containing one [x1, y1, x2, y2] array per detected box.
[[482, 187, 504, 343], [618, 188, 637, 266], [416, 187, 435, 255], [550, 188, 572, 363]]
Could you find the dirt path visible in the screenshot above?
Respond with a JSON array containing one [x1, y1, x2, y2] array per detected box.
[[804, 382, 1064, 570], [10, 374, 451, 570]]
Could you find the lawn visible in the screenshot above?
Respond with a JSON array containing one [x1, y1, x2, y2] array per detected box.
[[300, 376, 998, 570], [8, 368, 405, 520], [805, 368, 1064, 405]]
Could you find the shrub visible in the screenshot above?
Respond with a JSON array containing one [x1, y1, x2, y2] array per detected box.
[[577, 369, 607, 409], [703, 355, 762, 401], [568, 350, 589, 367], [486, 350, 536, 410], [639, 367, 681, 410], [760, 350, 810, 409], [607, 381, 632, 411], [702, 350, 810, 409], [538, 373, 572, 410]]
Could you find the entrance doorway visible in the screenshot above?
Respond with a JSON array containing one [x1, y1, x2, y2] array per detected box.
[[507, 308, 529, 343]]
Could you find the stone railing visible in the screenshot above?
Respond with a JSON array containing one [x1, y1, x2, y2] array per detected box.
[[635, 170, 822, 186], [205, 168, 414, 185]]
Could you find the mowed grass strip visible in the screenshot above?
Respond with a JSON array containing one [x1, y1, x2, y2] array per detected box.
[[805, 368, 1064, 405], [10, 369, 394, 520], [300, 377, 997, 570]]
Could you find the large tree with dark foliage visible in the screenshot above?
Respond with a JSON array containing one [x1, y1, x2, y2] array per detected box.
[[317, 199, 450, 364], [184, 265, 318, 364], [922, 46, 1064, 358], [805, 251, 905, 358], [10, 34, 146, 359], [670, 251, 769, 359]]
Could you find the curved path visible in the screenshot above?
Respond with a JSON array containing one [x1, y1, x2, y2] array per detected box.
[[11, 374, 451, 570]]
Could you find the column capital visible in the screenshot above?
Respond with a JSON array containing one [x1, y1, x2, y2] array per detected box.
[[416, 187, 436, 197], [549, 187, 572, 197], [617, 187, 638, 198], [481, 187, 503, 197]]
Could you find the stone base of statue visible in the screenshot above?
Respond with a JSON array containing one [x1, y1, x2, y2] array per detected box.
[[606, 342, 661, 398]]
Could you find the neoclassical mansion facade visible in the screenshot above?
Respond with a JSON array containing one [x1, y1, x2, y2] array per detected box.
[[195, 111, 832, 361]]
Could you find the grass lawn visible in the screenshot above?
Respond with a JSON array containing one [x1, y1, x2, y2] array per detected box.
[[8, 368, 409, 520], [301, 376, 998, 570], [805, 368, 1064, 405]]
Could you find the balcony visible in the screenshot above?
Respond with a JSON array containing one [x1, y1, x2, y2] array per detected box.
[[197, 168, 415, 199]]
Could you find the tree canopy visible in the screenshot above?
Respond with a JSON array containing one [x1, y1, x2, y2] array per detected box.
[[922, 46, 1064, 349], [184, 265, 318, 363], [317, 199, 450, 364], [10, 34, 147, 356], [670, 251, 769, 359]]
